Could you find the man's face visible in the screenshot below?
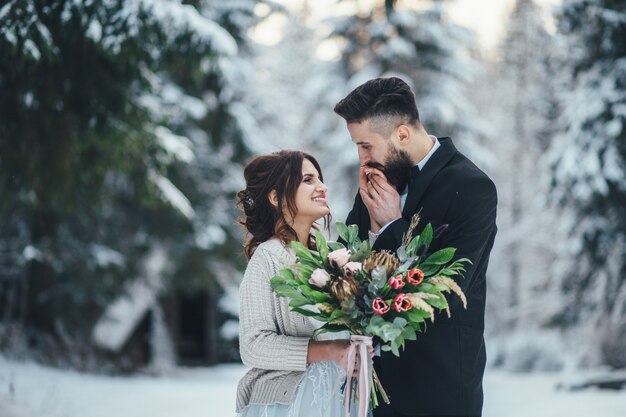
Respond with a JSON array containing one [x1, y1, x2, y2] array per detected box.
[[348, 120, 413, 192], [347, 120, 389, 168]]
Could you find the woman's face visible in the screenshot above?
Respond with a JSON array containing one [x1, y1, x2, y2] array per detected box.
[[292, 158, 329, 224]]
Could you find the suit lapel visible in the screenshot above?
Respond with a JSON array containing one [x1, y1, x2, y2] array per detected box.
[[402, 137, 458, 218]]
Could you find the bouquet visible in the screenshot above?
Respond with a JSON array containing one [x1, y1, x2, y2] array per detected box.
[[270, 214, 471, 414]]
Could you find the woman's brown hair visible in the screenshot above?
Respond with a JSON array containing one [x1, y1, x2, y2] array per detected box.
[[236, 150, 329, 259]]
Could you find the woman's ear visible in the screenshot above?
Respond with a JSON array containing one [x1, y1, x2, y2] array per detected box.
[[268, 190, 279, 208]]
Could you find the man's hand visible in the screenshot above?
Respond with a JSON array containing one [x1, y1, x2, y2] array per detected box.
[[359, 167, 402, 233]]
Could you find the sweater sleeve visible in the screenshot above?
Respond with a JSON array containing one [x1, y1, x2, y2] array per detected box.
[[238, 248, 311, 371]]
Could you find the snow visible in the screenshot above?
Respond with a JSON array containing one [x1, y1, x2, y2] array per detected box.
[[91, 244, 126, 268], [194, 224, 226, 250], [155, 126, 195, 164], [21, 246, 42, 262], [148, 170, 195, 220], [71, 0, 237, 57], [160, 84, 209, 120], [92, 278, 159, 352], [1, 356, 625, 417], [92, 247, 167, 352]]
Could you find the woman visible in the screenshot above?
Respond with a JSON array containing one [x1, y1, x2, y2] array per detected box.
[[235, 151, 368, 417]]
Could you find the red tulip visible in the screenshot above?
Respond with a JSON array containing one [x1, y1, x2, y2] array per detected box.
[[388, 274, 406, 289], [393, 293, 413, 312], [372, 297, 390, 315], [406, 268, 424, 286]]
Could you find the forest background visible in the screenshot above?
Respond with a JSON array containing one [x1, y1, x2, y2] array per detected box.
[[1, 0, 625, 410]]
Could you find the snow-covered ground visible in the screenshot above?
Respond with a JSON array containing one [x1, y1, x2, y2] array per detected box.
[[1, 356, 625, 417]]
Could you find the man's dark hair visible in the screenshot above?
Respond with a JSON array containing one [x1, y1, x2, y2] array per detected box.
[[334, 77, 420, 126]]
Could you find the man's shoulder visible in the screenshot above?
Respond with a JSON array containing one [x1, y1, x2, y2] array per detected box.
[[438, 150, 496, 195]]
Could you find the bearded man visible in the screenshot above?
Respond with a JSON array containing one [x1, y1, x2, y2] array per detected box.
[[334, 77, 498, 417]]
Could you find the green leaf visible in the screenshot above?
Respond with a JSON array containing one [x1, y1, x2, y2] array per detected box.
[[289, 294, 312, 308], [292, 306, 325, 319], [393, 317, 407, 328], [272, 285, 300, 298], [425, 293, 449, 310], [406, 235, 421, 257], [419, 224, 433, 251], [420, 264, 441, 277], [287, 241, 320, 264], [347, 224, 359, 245], [327, 241, 345, 251], [390, 342, 400, 356], [328, 308, 344, 324], [401, 326, 417, 341], [295, 263, 316, 280], [415, 282, 449, 295], [407, 308, 431, 323], [314, 323, 349, 337], [313, 229, 329, 264], [277, 268, 297, 282], [370, 266, 387, 288], [350, 240, 371, 262], [336, 222, 350, 243], [396, 246, 407, 263], [299, 285, 329, 303], [423, 247, 456, 265], [270, 275, 288, 287]]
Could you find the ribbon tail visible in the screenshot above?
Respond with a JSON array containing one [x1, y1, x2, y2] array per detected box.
[[344, 343, 357, 417], [358, 343, 370, 417]]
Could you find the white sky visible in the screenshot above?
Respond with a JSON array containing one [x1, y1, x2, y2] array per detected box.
[[251, 0, 562, 56], [448, 0, 562, 52]]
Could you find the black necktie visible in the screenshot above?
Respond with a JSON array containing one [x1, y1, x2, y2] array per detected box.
[[409, 164, 420, 184]]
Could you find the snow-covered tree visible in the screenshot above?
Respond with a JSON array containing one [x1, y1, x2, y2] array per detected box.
[[476, 0, 568, 371], [234, 3, 359, 220], [547, 0, 626, 368], [0, 0, 265, 364], [328, 0, 485, 159]]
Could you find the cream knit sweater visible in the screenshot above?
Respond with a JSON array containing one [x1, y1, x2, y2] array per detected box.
[[236, 238, 317, 413]]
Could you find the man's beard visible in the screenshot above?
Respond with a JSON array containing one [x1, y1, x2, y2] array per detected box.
[[365, 146, 413, 193]]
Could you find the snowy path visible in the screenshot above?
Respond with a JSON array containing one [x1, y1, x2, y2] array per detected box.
[[1, 356, 625, 417]]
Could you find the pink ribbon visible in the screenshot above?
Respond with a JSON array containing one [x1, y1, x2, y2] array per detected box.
[[344, 335, 372, 417]]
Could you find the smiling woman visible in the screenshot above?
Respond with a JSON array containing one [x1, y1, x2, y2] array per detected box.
[[234, 150, 370, 417], [235, 150, 330, 259]]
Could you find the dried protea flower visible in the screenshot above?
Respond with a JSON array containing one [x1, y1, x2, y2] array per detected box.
[[329, 275, 358, 302], [363, 250, 399, 277]]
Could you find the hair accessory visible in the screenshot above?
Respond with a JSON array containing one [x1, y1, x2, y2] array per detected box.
[[243, 190, 254, 210]]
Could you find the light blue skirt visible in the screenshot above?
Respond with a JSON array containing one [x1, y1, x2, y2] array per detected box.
[[237, 361, 369, 417]]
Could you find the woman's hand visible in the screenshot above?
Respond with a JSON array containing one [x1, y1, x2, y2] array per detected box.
[[307, 340, 374, 375], [336, 340, 375, 376]]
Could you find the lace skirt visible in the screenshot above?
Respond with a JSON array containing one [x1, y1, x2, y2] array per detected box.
[[237, 361, 367, 417]]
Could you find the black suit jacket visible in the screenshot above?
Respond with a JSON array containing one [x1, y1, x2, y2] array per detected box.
[[346, 138, 497, 417]]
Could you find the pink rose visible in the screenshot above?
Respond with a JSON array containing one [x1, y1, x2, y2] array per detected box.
[[372, 297, 390, 315], [343, 262, 362, 275], [309, 268, 331, 288], [328, 248, 351, 268], [388, 274, 406, 290], [393, 293, 412, 312]]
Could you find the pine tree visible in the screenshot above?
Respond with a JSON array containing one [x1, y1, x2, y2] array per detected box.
[[0, 0, 264, 363], [548, 0, 626, 367], [235, 4, 360, 219], [493, 0, 558, 325], [476, 0, 567, 370], [328, 0, 484, 154]]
